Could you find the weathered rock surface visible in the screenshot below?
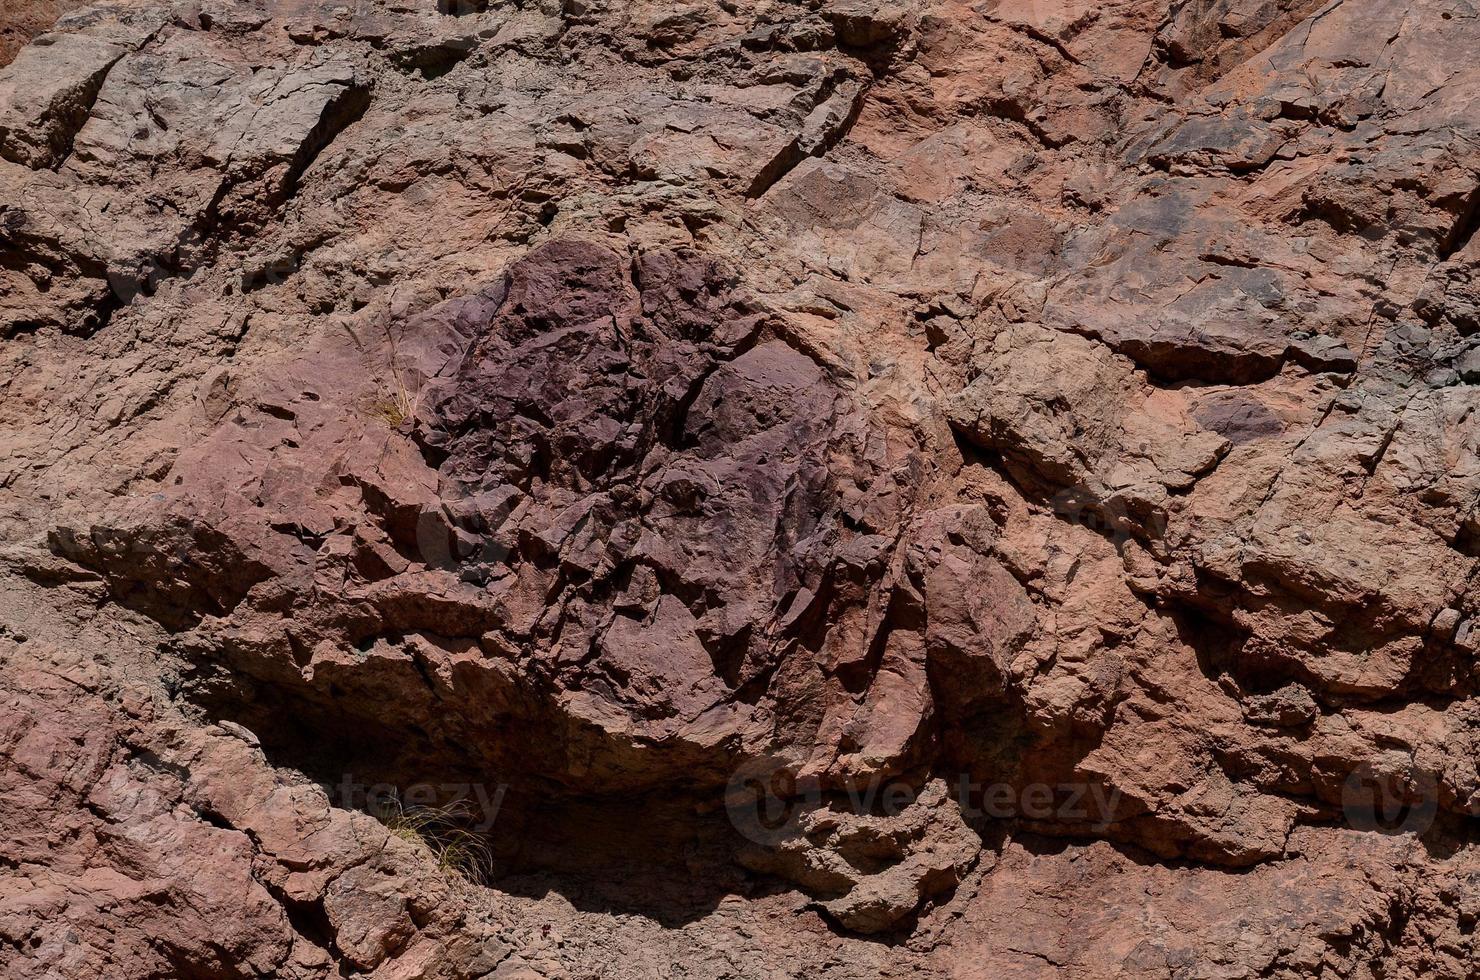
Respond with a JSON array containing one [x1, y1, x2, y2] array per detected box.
[[0, 1, 95, 67], [4, 0, 1480, 977]]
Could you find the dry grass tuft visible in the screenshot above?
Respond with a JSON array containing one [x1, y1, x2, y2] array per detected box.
[[362, 306, 419, 428], [366, 378, 417, 428], [371, 794, 495, 885]]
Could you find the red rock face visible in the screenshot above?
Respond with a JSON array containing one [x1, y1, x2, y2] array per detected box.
[[0, 1, 94, 67], [4, 0, 1480, 976]]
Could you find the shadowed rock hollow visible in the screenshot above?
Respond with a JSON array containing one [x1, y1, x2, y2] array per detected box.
[[5, 0, 1480, 977]]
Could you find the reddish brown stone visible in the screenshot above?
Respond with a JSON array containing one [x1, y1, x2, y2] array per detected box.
[[4, 0, 1480, 976]]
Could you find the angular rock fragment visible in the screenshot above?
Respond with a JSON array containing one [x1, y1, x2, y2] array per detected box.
[[736, 779, 980, 933], [0, 32, 125, 168]]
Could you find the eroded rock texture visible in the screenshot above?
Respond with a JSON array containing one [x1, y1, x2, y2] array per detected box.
[[4, 0, 1480, 976]]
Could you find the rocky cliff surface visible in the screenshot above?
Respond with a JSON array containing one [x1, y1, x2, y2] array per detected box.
[[4, 0, 1480, 977]]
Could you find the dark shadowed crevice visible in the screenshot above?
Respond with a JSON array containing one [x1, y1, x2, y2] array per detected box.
[[282, 83, 373, 203], [186, 664, 766, 925], [437, 0, 489, 15], [391, 37, 480, 79], [1440, 186, 1480, 261], [744, 137, 805, 199]]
